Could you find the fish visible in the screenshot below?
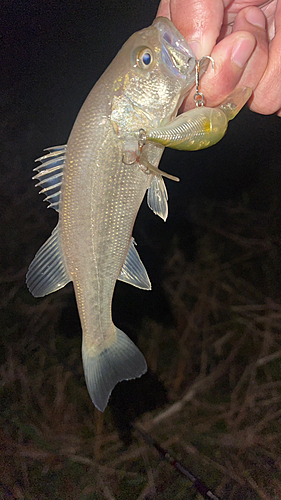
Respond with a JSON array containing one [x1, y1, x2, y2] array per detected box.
[[26, 17, 251, 412]]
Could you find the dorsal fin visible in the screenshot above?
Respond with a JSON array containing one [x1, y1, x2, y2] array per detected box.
[[33, 145, 67, 211]]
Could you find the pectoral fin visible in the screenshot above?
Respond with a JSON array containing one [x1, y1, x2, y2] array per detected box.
[[118, 238, 151, 290], [26, 224, 71, 297], [147, 175, 168, 221]]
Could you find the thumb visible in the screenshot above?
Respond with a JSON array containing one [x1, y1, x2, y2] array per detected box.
[[157, 0, 225, 58]]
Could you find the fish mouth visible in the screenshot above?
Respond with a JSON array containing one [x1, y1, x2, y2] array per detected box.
[[153, 17, 196, 83]]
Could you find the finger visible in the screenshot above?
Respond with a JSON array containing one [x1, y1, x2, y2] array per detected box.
[[261, 0, 277, 41], [181, 6, 268, 111], [157, 0, 171, 19], [247, 1, 281, 114], [158, 0, 225, 58], [223, 0, 268, 26], [232, 6, 268, 93], [182, 33, 256, 110]]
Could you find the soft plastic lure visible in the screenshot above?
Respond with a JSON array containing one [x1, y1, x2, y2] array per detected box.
[[144, 87, 252, 151]]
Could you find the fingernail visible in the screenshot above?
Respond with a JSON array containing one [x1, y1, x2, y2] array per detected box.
[[231, 36, 256, 68], [188, 40, 202, 58], [245, 7, 266, 29]]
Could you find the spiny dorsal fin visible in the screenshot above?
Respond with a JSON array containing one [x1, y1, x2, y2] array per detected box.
[[33, 145, 66, 211]]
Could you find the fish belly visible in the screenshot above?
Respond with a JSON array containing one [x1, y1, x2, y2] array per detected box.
[[60, 106, 153, 410]]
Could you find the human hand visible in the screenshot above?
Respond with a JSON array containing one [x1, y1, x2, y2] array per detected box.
[[157, 0, 281, 116]]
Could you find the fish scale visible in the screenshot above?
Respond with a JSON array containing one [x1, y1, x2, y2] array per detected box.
[[61, 84, 153, 405]]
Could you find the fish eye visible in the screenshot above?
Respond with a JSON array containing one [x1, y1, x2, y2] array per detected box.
[[136, 48, 153, 69]]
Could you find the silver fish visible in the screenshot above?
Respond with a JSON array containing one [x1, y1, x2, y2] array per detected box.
[[26, 17, 250, 412]]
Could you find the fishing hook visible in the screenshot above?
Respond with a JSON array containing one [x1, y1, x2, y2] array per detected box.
[[193, 56, 215, 107]]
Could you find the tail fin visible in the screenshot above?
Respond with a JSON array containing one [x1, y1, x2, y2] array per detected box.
[[82, 328, 147, 412]]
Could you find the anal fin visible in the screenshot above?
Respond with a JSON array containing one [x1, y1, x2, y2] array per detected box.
[[26, 224, 71, 297], [118, 238, 151, 290]]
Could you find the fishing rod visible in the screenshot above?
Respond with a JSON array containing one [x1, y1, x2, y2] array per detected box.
[[130, 421, 221, 500], [110, 382, 221, 499]]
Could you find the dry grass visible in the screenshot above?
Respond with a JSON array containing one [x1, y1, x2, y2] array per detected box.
[[1, 197, 281, 499]]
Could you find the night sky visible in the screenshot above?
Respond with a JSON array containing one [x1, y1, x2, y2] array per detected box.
[[2, 0, 281, 330]]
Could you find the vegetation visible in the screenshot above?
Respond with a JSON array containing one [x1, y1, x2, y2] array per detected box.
[[1, 195, 281, 499]]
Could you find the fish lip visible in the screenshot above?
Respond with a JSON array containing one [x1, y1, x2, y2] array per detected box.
[[153, 17, 196, 82]]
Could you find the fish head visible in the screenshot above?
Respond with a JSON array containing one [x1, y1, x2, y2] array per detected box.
[[152, 17, 196, 83], [110, 17, 197, 130]]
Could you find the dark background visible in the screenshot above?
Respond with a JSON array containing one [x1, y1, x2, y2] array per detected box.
[[1, 0, 281, 370], [1, 2, 281, 496], [2, 0, 281, 328]]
